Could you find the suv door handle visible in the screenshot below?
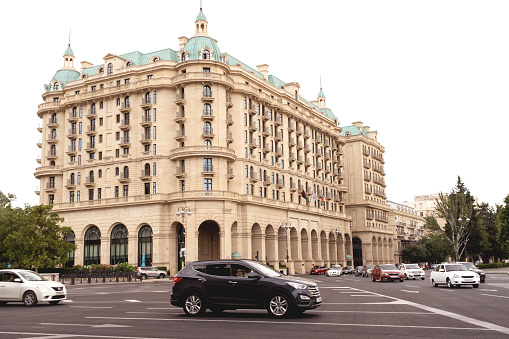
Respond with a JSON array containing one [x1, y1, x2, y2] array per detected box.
[[228, 281, 237, 284]]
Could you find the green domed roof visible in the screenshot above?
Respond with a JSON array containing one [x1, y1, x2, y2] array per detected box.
[[183, 36, 222, 61], [64, 45, 74, 57], [196, 9, 207, 21], [48, 69, 80, 91]]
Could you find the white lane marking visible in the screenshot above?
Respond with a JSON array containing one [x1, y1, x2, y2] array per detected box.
[[482, 289, 498, 292], [400, 290, 419, 293], [124, 299, 142, 303], [2, 331, 158, 339], [62, 300, 73, 303], [349, 294, 386, 297], [346, 287, 509, 335], [317, 310, 433, 314], [70, 306, 113, 309], [41, 323, 131, 328], [480, 293, 509, 299], [85, 316, 492, 332], [404, 285, 421, 288]]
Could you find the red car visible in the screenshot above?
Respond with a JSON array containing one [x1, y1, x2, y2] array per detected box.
[[310, 265, 327, 275], [371, 264, 404, 282]]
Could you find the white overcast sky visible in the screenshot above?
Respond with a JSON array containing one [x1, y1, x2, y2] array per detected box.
[[1, 0, 508, 208]]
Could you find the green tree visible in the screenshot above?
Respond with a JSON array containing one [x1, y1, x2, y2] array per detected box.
[[0, 190, 16, 208], [496, 194, 509, 257], [478, 202, 503, 262], [0, 204, 75, 271]]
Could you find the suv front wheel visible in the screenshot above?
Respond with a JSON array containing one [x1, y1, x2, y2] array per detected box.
[[183, 293, 206, 316], [267, 293, 292, 318]]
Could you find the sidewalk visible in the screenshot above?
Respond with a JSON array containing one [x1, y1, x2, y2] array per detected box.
[[482, 267, 509, 275]]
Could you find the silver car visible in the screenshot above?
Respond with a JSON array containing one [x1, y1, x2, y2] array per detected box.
[[135, 267, 167, 280]]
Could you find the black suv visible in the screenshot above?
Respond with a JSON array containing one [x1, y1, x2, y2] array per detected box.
[[170, 260, 321, 317]]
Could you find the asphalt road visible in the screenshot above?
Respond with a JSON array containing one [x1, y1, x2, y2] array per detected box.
[[1, 273, 509, 339]]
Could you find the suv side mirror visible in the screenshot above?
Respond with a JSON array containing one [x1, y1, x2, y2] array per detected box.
[[247, 272, 261, 279]]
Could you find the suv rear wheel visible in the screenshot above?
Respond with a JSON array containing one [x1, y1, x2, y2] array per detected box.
[[267, 294, 291, 318], [183, 293, 206, 316]]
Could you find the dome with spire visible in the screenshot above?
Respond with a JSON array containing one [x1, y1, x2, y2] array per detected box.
[[183, 36, 222, 61], [64, 44, 74, 57], [196, 8, 207, 21], [318, 88, 325, 98]]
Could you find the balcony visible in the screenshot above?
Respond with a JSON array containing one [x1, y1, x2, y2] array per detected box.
[[140, 133, 152, 145], [276, 179, 284, 189], [248, 107, 257, 116], [140, 115, 152, 127], [248, 121, 257, 132], [202, 109, 214, 121], [46, 151, 58, 160], [47, 118, 58, 128], [304, 146, 311, 153], [263, 176, 271, 186], [140, 97, 152, 109], [119, 102, 131, 113], [226, 96, 234, 108], [261, 126, 270, 137], [287, 123, 295, 132], [296, 127, 303, 136], [120, 119, 130, 130], [275, 149, 283, 158], [119, 137, 130, 148], [65, 179, 76, 189], [304, 160, 311, 167], [84, 177, 95, 187], [175, 130, 186, 142], [219, 114, 231, 128], [226, 131, 234, 144], [66, 129, 77, 139], [66, 146, 77, 156], [274, 132, 283, 142], [248, 141, 258, 149], [118, 173, 130, 183], [226, 167, 234, 179], [175, 111, 185, 123], [262, 144, 270, 153], [85, 142, 96, 153], [261, 111, 269, 121], [274, 119, 282, 127], [296, 157, 304, 165], [202, 94, 215, 103], [175, 93, 186, 105], [296, 142, 303, 150], [47, 134, 58, 144], [175, 166, 186, 178], [86, 125, 97, 136], [249, 173, 259, 183], [303, 130, 310, 139], [202, 127, 214, 138], [363, 162, 371, 169], [140, 170, 152, 181], [288, 138, 295, 147], [86, 109, 97, 119], [289, 182, 297, 192], [45, 183, 56, 193], [203, 164, 214, 176], [67, 112, 78, 123]]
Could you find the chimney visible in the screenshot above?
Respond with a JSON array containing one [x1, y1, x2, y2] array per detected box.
[[80, 61, 93, 72], [178, 36, 189, 50], [256, 64, 269, 80]]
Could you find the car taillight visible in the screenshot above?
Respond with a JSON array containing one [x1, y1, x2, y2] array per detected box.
[[173, 277, 183, 285]]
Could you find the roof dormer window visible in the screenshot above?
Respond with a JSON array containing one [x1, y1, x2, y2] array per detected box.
[[53, 82, 60, 91], [82, 74, 87, 79], [181, 52, 186, 62], [99, 68, 104, 74], [153, 57, 159, 62], [107, 63, 113, 75], [202, 50, 210, 60], [126, 61, 132, 67]]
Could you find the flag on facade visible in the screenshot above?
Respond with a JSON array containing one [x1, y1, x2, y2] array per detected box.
[[301, 190, 310, 203], [320, 195, 325, 206]]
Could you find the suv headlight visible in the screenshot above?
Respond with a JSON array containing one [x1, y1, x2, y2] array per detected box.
[[287, 282, 308, 290]]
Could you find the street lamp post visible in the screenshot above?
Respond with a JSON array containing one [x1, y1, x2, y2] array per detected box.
[[280, 222, 292, 276], [176, 206, 192, 219], [334, 229, 341, 266]]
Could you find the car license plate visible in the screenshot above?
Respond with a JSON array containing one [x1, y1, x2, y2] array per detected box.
[[464, 279, 473, 282], [316, 297, 322, 303], [55, 291, 64, 295]]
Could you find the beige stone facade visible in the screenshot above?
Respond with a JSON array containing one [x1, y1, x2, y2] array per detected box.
[[387, 201, 425, 263], [35, 10, 366, 275]]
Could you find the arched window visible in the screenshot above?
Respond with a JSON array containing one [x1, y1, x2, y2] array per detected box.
[[51, 129, 57, 140], [91, 103, 96, 114], [98, 169, 102, 178], [89, 170, 94, 183], [203, 103, 211, 116], [203, 122, 212, 134], [84, 226, 101, 265], [203, 85, 211, 98], [82, 74, 87, 79], [110, 224, 128, 265], [50, 160, 56, 166], [204, 140, 212, 147], [123, 166, 129, 179], [124, 96, 130, 108], [145, 92, 150, 104], [99, 101, 103, 109], [99, 68, 104, 74], [115, 167, 119, 176], [126, 61, 132, 67], [180, 88, 185, 99], [51, 113, 57, 124], [116, 98, 120, 106], [50, 145, 56, 156], [138, 225, 153, 266], [64, 231, 75, 268], [153, 57, 159, 62], [202, 50, 210, 60], [144, 163, 151, 176], [180, 124, 185, 136], [107, 63, 113, 75], [53, 82, 60, 91], [70, 173, 75, 185], [181, 52, 186, 62]]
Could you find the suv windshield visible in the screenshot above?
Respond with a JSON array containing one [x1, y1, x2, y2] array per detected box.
[[248, 261, 281, 277], [405, 264, 420, 269], [18, 271, 46, 281]]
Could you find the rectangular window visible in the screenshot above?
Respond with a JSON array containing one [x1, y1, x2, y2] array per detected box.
[[70, 155, 75, 163], [116, 132, 120, 140], [144, 183, 150, 195], [245, 148, 248, 158], [98, 152, 102, 160], [153, 108, 156, 121], [97, 188, 101, 200], [78, 155, 81, 165], [153, 126, 156, 139], [115, 149, 120, 158], [145, 144, 150, 152], [99, 135, 103, 143], [75, 90, 80, 95], [69, 191, 74, 202], [114, 186, 119, 198], [181, 180, 185, 191], [116, 80, 121, 86], [123, 148, 129, 155], [152, 182, 156, 194], [77, 190, 80, 202], [99, 117, 103, 126], [89, 153, 95, 160], [48, 194, 54, 204], [204, 178, 212, 191], [91, 85, 96, 91], [147, 75, 153, 79], [123, 185, 128, 197], [100, 84, 104, 90], [204, 158, 212, 172], [116, 114, 120, 123], [89, 189, 94, 201], [153, 144, 156, 155], [245, 184, 249, 194], [79, 122, 82, 134], [49, 176, 55, 188], [79, 106, 82, 118], [259, 187, 263, 197], [124, 78, 130, 84]]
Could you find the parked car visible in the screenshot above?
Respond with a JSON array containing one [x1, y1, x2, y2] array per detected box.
[[354, 266, 364, 276], [170, 260, 321, 317], [430, 263, 480, 288], [0, 269, 67, 306], [430, 264, 439, 270], [361, 265, 375, 277], [371, 265, 404, 282], [325, 267, 341, 277], [310, 265, 327, 275], [399, 263, 425, 280], [135, 266, 167, 280], [456, 262, 486, 283], [341, 266, 355, 275]]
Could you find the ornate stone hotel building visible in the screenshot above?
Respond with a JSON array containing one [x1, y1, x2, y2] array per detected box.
[[35, 8, 394, 274]]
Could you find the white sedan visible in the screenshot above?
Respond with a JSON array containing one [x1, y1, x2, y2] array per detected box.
[[430, 263, 480, 288], [0, 269, 67, 306], [400, 263, 425, 280], [325, 267, 341, 277]]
